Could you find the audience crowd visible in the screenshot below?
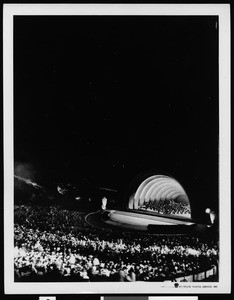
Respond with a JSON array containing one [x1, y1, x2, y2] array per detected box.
[[14, 204, 218, 282]]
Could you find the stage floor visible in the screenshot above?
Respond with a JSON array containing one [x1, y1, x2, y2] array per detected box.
[[86, 209, 195, 232]]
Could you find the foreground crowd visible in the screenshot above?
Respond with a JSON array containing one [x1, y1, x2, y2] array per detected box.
[[14, 204, 218, 282]]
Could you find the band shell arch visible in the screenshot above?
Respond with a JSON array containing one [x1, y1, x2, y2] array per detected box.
[[128, 175, 191, 217]]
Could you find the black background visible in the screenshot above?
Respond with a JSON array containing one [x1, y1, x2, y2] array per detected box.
[[14, 16, 219, 217]]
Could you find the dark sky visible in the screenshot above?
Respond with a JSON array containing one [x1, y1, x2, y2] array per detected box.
[[13, 16, 219, 214]]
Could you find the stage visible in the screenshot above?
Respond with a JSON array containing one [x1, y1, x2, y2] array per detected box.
[[85, 209, 200, 234]]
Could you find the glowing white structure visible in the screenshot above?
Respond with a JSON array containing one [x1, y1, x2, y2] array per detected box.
[[128, 175, 191, 218], [205, 208, 216, 224], [101, 197, 107, 210]]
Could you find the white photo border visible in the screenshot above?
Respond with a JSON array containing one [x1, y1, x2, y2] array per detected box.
[[3, 3, 231, 294]]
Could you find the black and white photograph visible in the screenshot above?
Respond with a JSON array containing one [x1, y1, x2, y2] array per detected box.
[[3, 4, 231, 294]]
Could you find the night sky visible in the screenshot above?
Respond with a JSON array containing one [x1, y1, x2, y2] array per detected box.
[[14, 16, 219, 215]]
